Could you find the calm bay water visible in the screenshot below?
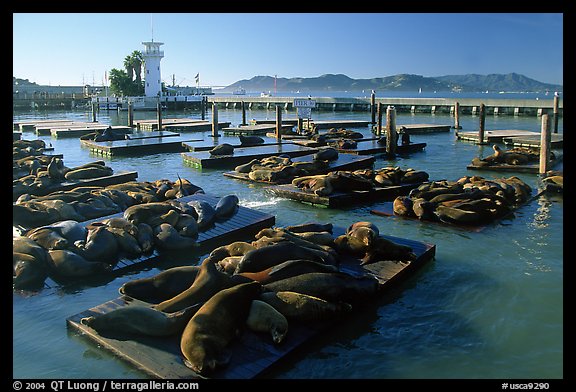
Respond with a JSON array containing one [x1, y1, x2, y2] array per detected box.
[[13, 100, 563, 380]]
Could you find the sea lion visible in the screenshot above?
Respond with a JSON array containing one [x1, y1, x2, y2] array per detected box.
[[238, 259, 339, 284], [154, 258, 251, 313], [290, 231, 334, 246], [175, 214, 199, 238], [80, 304, 199, 337], [26, 227, 69, 250], [153, 223, 197, 250], [346, 221, 380, 237], [401, 170, 429, 184], [64, 165, 113, 181], [119, 265, 201, 303], [313, 147, 338, 161], [347, 225, 379, 249], [259, 291, 352, 322], [239, 135, 265, 146], [214, 194, 239, 218], [105, 226, 142, 257], [263, 272, 379, 303], [234, 159, 260, 174], [136, 223, 155, 254], [285, 222, 333, 234], [209, 241, 256, 262], [75, 225, 119, 263], [47, 249, 111, 278], [217, 256, 243, 274], [209, 143, 234, 156], [180, 281, 263, 375], [234, 242, 332, 274], [13, 252, 49, 290], [246, 300, 288, 344], [122, 202, 176, 226], [393, 196, 415, 217], [360, 236, 417, 265], [188, 200, 217, 230]]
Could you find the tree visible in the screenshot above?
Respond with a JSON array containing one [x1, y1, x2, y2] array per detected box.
[[109, 50, 145, 96], [130, 51, 144, 84], [123, 55, 134, 81]]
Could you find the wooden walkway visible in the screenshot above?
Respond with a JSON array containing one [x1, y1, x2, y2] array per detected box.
[[12, 171, 138, 202], [81, 137, 203, 157], [503, 134, 563, 149], [456, 129, 540, 143], [304, 119, 370, 130], [222, 154, 376, 185], [181, 144, 319, 169], [222, 124, 295, 136], [66, 227, 435, 379], [267, 182, 421, 208]]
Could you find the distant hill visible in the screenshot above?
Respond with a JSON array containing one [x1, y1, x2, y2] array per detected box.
[[223, 73, 562, 93]]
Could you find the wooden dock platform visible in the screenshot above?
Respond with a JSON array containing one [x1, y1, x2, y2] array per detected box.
[[249, 118, 300, 126], [80, 136, 203, 157], [50, 125, 132, 138], [182, 141, 288, 152], [394, 123, 452, 134], [135, 118, 205, 131], [336, 140, 427, 156], [304, 119, 370, 130], [163, 121, 231, 132], [13, 170, 138, 202], [34, 122, 102, 135], [66, 226, 435, 379], [267, 182, 421, 208], [466, 152, 563, 174], [503, 134, 563, 149], [456, 129, 540, 143], [181, 144, 319, 169], [222, 124, 295, 136], [222, 154, 376, 185], [14, 119, 77, 132]]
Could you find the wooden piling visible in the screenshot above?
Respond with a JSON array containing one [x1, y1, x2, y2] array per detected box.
[[385, 106, 397, 157], [128, 102, 134, 128], [553, 95, 559, 134], [297, 117, 303, 134], [376, 102, 383, 137], [539, 114, 551, 174], [91, 102, 97, 122], [370, 91, 376, 124], [212, 103, 219, 138], [201, 97, 206, 120], [275, 105, 282, 140], [156, 101, 163, 131], [453, 102, 461, 130], [241, 101, 247, 126], [478, 103, 486, 144]]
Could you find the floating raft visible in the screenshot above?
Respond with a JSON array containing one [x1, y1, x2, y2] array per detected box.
[[35, 122, 102, 136], [304, 119, 370, 130], [50, 125, 132, 138], [163, 121, 231, 132], [135, 118, 205, 131], [13, 171, 138, 202], [222, 124, 295, 135], [182, 141, 288, 152], [466, 152, 563, 174], [456, 129, 540, 143], [267, 182, 422, 208], [78, 193, 275, 272], [249, 118, 300, 126], [222, 154, 376, 185], [181, 144, 319, 169], [66, 228, 435, 379], [14, 119, 77, 132], [503, 134, 563, 149], [81, 136, 203, 157], [394, 123, 451, 134], [336, 140, 427, 156]]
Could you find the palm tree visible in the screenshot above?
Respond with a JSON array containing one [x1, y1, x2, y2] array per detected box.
[[123, 55, 134, 81], [130, 51, 144, 84]]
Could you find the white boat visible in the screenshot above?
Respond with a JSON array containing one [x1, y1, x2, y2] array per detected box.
[[261, 91, 272, 97], [233, 87, 246, 95]]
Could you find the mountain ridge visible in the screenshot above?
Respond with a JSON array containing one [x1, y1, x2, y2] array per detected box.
[[223, 73, 562, 93]]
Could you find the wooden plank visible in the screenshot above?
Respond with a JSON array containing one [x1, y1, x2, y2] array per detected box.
[[267, 182, 420, 208], [222, 124, 294, 136], [466, 151, 563, 174], [51, 126, 132, 138], [395, 123, 452, 134], [163, 122, 231, 132], [182, 141, 289, 152], [503, 134, 563, 149], [12, 170, 138, 202], [223, 154, 376, 185], [304, 119, 370, 130], [66, 227, 435, 379], [336, 141, 427, 156], [457, 129, 540, 143], [80, 137, 203, 157], [249, 118, 300, 126], [181, 144, 319, 169]]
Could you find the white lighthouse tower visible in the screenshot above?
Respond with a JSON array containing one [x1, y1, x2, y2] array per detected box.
[[142, 40, 164, 97]]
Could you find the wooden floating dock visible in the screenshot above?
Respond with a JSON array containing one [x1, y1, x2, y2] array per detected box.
[[182, 140, 288, 152], [304, 119, 370, 130], [222, 154, 376, 185], [267, 183, 421, 208], [466, 152, 563, 174], [181, 144, 319, 169], [35, 122, 102, 136], [13, 171, 138, 202], [79, 193, 275, 273], [50, 125, 132, 138], [66, 227, 435, 379], [394, 123, 452, 134], [456, 129, 540, 143], [249, 118, 300, 126], [135, 118, 205, 131], [14, 119, 77, 132], [503, 134, 563, 149], [80, 136, 203, 157], [336, 140, 427, 156], [222, 124, 295, 136], [163, 121, 231, 132]]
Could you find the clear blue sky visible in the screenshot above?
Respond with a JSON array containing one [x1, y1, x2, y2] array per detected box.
[[13, 13, 563, 87]]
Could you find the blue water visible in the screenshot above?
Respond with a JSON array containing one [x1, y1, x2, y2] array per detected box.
[[13, 102, 563, 380]]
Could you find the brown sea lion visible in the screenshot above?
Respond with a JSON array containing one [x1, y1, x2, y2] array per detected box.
[[153, 223, 198, 250], [26, 227, 69, 250], [47, 249, 111, 278], [239, 135, 264, 146], [119, 265, 201, 303], [263, 272, 379, 303], [217, 256, 243, 274], [393, 196, 415, 217], [214, 194, 239, 218], [188, 200, 217, 230], [360, 236, 417, 265], [234, 159, 260, 174], [154, 258, 251, 313], [259, 291, 352, 322], [64, 165, 113, 181], [180, 281, 263, 375], [209, 143, 234, 156], [237, 259, 339, 284], [75, 225, 119, 263], [285, 222, 333, 233], [246, 300, 288, 344], [13, 252, 49, 290], [81, 304, 199, 337], [313, 147, 338, 161], [209, 241, 256, 262], [123, 202, 176, 226], [136, 223, 155, 254]]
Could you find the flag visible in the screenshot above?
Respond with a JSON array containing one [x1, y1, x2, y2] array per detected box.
[[195, 73, 199, 84]]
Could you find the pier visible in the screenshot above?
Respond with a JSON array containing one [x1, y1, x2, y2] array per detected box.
[[207, 96, 563, 117]]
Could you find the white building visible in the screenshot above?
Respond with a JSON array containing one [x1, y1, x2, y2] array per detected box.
[[142, 40, 164, 97]]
